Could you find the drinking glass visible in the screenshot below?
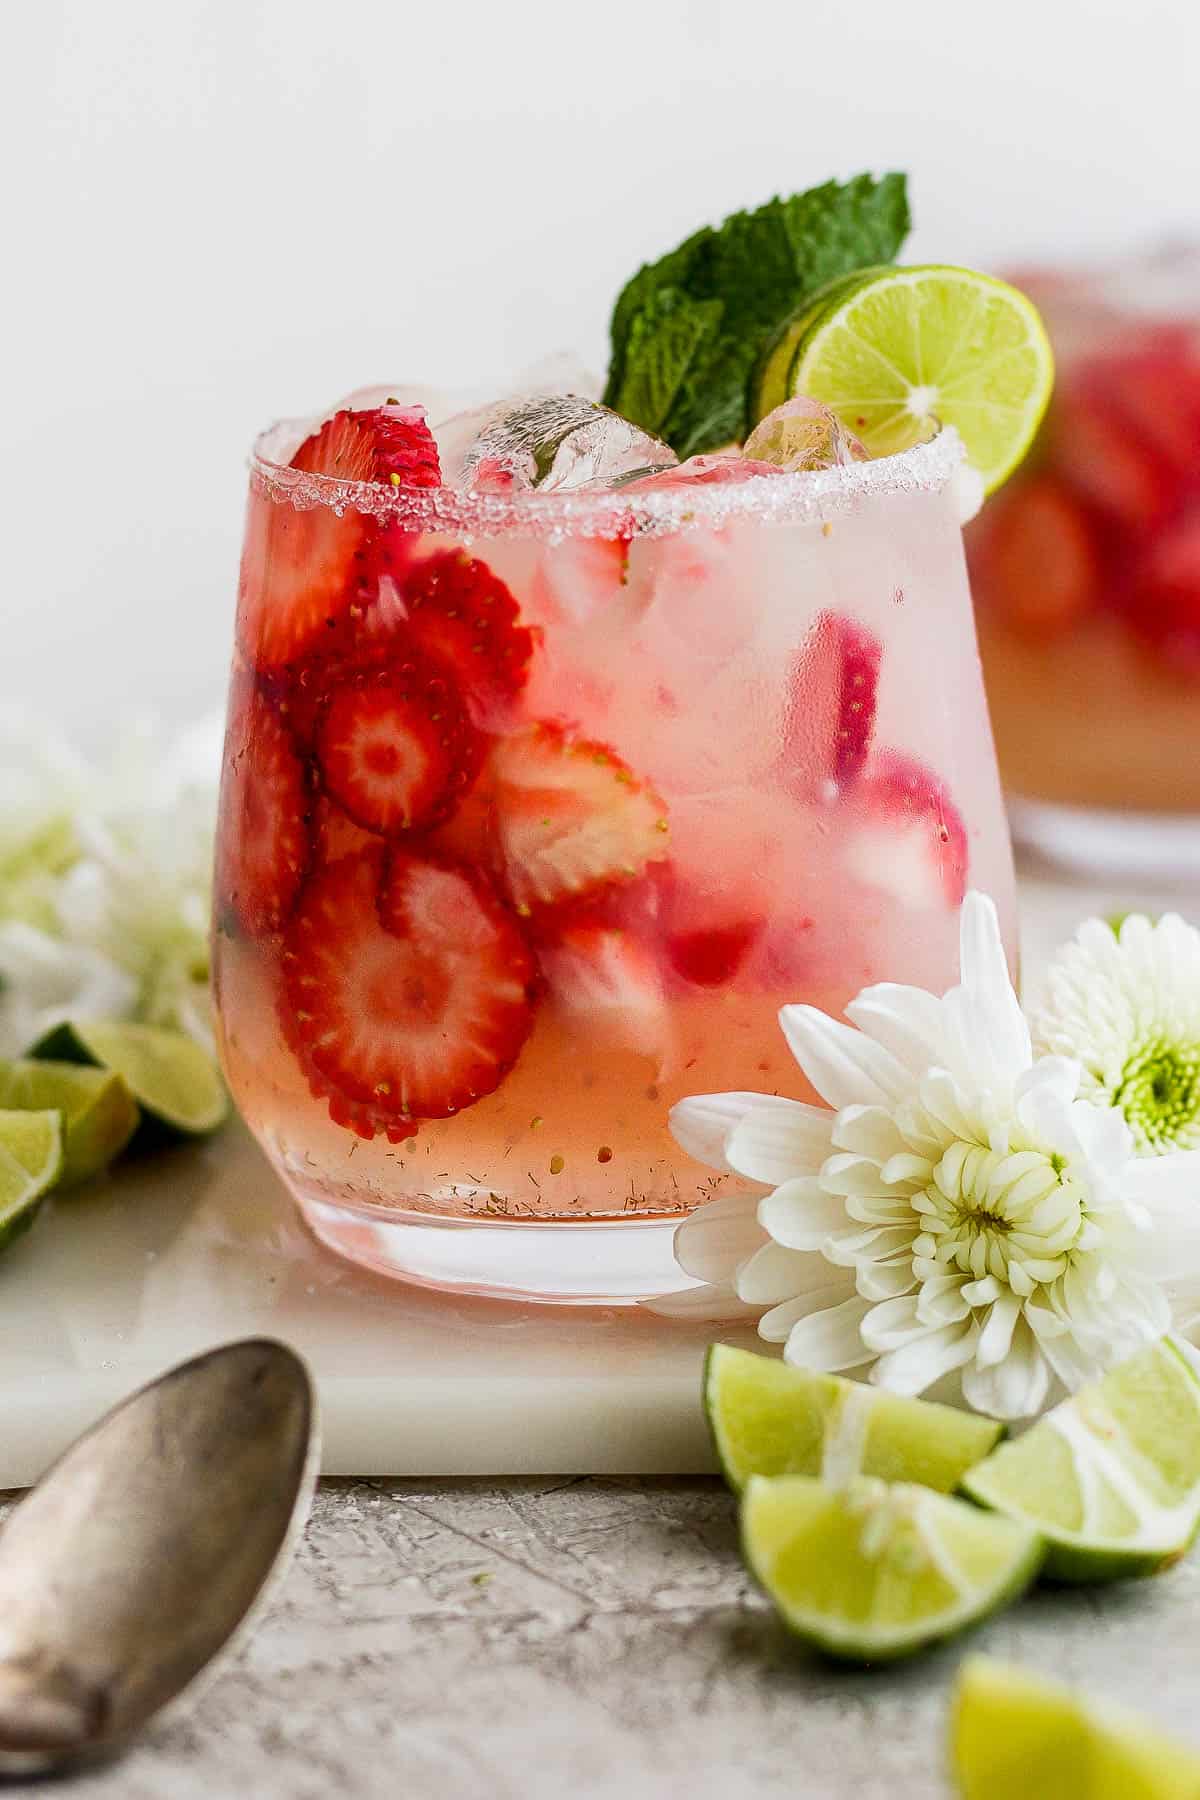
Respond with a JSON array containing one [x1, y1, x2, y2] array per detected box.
[[214, 419, 1016, 1303], [967, 251, 1200, 877]]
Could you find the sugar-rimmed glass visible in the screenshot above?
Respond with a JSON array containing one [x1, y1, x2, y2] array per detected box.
[[214, 421, 1016, 1303]]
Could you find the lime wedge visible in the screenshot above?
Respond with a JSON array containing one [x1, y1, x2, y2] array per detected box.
[[750, 271, 876, 423], [961, 1338, 1200, 1582], [32, 1022, 228, 1139], [705, 1345, 1003, 1494], [953, 1656, 1200, 1799], [741, 1474, 1042, 1663], [0, 1058, 139, 1187], [760, 264, 1054, 494], [0, 1108, 64, 1253]]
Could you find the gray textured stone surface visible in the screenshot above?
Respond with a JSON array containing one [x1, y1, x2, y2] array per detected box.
[[2, 1476, 1199, 1798]]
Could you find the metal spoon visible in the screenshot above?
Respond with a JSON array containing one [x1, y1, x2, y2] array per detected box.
[[0, 1337, 319, 1776]]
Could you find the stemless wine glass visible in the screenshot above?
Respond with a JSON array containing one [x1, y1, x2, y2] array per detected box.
[[967, 250, 1200, 877], [214, 419, 1016, 1304]]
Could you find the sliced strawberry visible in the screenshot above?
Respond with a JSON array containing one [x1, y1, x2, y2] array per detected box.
[[1126, 510, 1200, 674], [1051, 378, 1175, 533], [780, 611, 882, 797], [844, 751, 968, 910], [969, 476, 1100, 638], [276, 549, 536, 746], [283, 847, 536, 1128], [236, 485, 372, 672], [666, 921, 762, 988], [1092, 330, 1200, 488], [395, 551, 536, 717], [239, 408, 441, 673], [216, 677, 311, 935], [536, 922, 670, 1056], [315, 667, 479, 837], [291, 403, 441, 489], [486, 724, 670, 912], [309, 795, 381, 865]]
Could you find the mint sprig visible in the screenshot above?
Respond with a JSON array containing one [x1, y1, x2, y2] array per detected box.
[[603, 174, 911, 458]]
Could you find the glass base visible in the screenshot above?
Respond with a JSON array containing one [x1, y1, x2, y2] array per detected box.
[[298, 1196, 698, 1306], [1008, 794, 1200, 883]]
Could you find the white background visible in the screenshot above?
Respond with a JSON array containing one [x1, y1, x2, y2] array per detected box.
[[6, 0, 1199, 739]]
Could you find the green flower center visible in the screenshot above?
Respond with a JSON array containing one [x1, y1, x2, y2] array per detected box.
[[1114, 1039, 1200, 1152]]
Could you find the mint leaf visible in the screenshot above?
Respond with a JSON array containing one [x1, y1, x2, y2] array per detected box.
[[604, 174, 911, 457], [608, 288, 724, 442]]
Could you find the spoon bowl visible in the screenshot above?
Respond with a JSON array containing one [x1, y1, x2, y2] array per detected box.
[[0, 1338, 318, 1775]]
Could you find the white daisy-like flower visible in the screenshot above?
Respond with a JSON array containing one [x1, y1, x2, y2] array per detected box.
[[1036, 912, 1200, 1155], [651, 891, 1200, 1420], [0, 710, 222, 1058]]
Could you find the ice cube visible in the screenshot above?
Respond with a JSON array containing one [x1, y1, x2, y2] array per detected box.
[[743, 398, 868, 471], [328, 382, 476, 426], [440, 394, 677, 492]]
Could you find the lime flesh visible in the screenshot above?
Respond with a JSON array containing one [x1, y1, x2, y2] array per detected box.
[[772, 263, 1054, 493], [0, 1108, 64, 1253], [742, 1473, 1042, 1663], [705, 1345, 1002, 1494], [32, 1021, 227, 1139], [953, 1656, 1200, 1799], [0, 1058, 139, 1187], [961, 1338, 1200, 1582]]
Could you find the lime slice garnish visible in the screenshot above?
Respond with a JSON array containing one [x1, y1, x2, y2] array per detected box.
[[32, 1021, 228, 1139], [741, 1473, 1042, 1663], [0, 1107, 64, 1253], [960, 1338, 1200, 1582], [750, 270, 883, 424], [953, 1655, 1200, 1798], [762, 264, 1054, 494], [705, 1345, 1003, 1494], [0, 1058, 139, 1187]]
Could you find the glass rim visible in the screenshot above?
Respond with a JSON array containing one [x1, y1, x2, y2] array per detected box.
[[248, 415, 965, 540]]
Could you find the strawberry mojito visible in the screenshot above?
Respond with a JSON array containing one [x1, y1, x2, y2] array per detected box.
[[214, 176, 1032, 1301], [968, 252, 1200, 862]]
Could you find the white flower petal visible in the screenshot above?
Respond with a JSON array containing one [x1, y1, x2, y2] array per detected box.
[[1119, 1156, 1200, 1281], [961, 1319, 1050, 1419], [823, 1224, 917, 1268], [975, 1292, 1022, 1368], [955, 889, 1031, 1080], [725, 1098, 834, 1187], [778, 1005, 912, 1109], [642, 1280, 761, 1321], [855, 1256, 918, 1302], [831, 1104, 909, 1162], [844, 982, 947, 1075], [736, 1242, 831, 1306], [870, 1321, 979, 1397], [915, 1274, 971, 1328], [671, 1192, 764, 1284], [0, 921, 138, 1058], [860, 1294, 926, 1351], [668, 1092, 772, 1172], [757, 1178, 847, 1250], [782, 1294, 874, 1371], [758, 1278, 858, 1343], [820, 1153, 896, 1199]]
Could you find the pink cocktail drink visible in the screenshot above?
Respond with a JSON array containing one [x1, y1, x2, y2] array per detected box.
[[214, 407, 1015, 1302], [967, 252, 1200, 865]]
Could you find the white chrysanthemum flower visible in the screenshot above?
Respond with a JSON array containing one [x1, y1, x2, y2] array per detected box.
[[0, 711, 222, 1058], [1036, 912, 1200, 1155], [651, 892, 1200, 1420], [0, 921, 138, 1057]]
